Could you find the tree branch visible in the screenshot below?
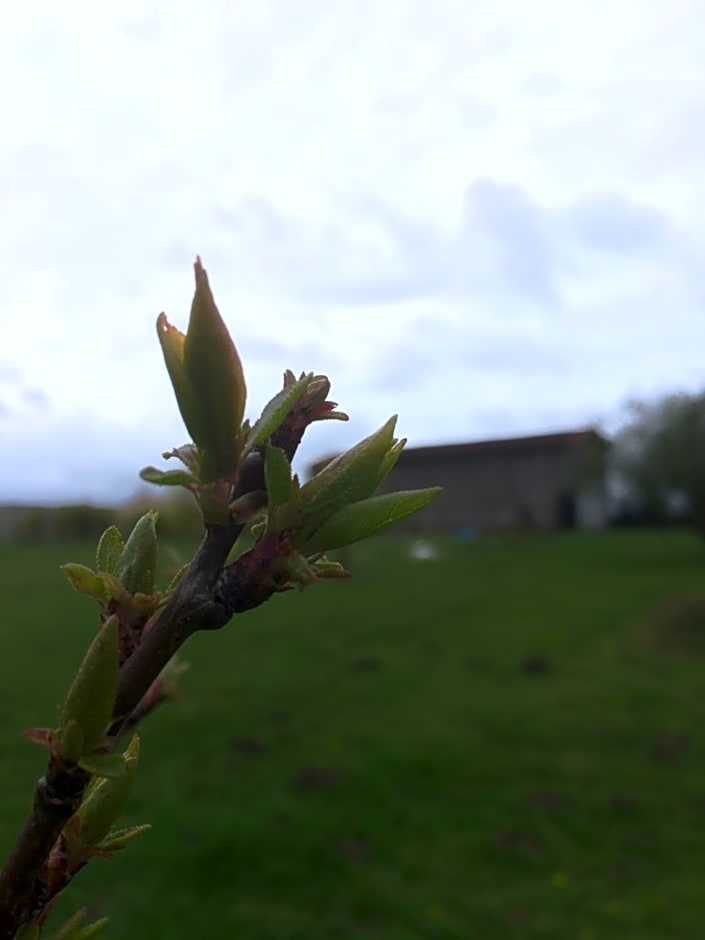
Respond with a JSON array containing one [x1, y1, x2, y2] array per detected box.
[[0, 423, 309, 935], [0, 762, 89, 937]]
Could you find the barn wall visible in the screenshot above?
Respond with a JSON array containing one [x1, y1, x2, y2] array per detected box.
[[376, 441, 605, 533]]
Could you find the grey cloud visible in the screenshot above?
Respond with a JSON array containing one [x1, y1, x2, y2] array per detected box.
[[453, 180, 556, 305], [22, 387, 50, 412], [213, 179, 678, 313], [559, 194, 671, 255], [211, 180, 559, 309], [371, 319, 569, 394], [0, 411, 173, 504], [522, 73, 565, 97]]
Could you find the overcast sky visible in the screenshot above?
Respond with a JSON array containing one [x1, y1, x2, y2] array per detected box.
[[1, 1, 703, 503]]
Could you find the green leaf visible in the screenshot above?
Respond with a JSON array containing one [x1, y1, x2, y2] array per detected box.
[[98, 823, 151, 852], [156, 312, 204, 452], [310, 558, 350, 579], [303, 488, 442, 554], [46, 909, 110, 940], [158, 655, 190, 698], [13, 924, 40, 940], [77, 734, 140, 846], [78, 753, 127, 779], [96, 526, 124, 575], [165, 562, 190, 593], [45, 909, 85, 940], [96, 572, 124, 603], [115, 511, 158, 595], [162, 443, 200, 474], [139, 465, 198, 486], [71, 921, 109, 940], [62, 617, 119, 753], [376, 437, 407, 487], [228, 490, 267, 524], [281, 551, 317, 589], [243, 374, 313, 456], [298, 416, 398, 536], [182, 258, 247, 481], [61, 564, 108, 603], [264, 444, 293, 508]]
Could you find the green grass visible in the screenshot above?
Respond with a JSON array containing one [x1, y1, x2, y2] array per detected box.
[[1, 529, 705, 938]]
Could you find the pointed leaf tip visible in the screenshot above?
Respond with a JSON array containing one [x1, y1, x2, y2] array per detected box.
[[244, 373, 314, 456], [116, 511, 158, 595], [96, 526, 124, 575], [304, 487, 441, 553], [76, 734, 140, 846], [182, 257, 247, 480], [299, 416, 402, 534]]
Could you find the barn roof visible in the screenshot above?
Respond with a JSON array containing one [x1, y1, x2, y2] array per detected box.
[[310, 427, 608, 474], [393, 428, 608, 462]]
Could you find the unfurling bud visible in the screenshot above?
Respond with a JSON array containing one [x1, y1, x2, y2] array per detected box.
[[76, 735, 140, 846], [62, 617, 119, 755], [157, 257, 247, 482], [13, 923, 39, 939], [115, 511, 158, 595], [44, 908, 109, 939], [297, 416, 399, 538], [302, 488, 442, 554]]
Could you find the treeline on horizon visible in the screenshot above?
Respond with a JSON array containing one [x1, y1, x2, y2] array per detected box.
[[2, 494, 693, 543], [5, 490, 202, 542]]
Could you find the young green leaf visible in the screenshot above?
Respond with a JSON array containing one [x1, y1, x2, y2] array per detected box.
[[61, 564, 109, 603], [298, 416, 398, 535], [139, 466, 198, 487], [68, 921, 109, 940], [46, 908, 109, 940], [62, 618, 119, 754], [375, 437, 407, 488], [165, 561, 191, 593], [303, 488, 442, 554], [115, 511, 158, 595], [158, 655, 190, 698], [264, 445, 293, 508], [156, 313, 205, 451], [97, 823, 151, 853], [13, 924, 39, 939], [162, 443, 200, 474], [77, 754, 127, 779], [182, 258, 247, 481], [228, 490, 267, 524], [96, 572, 124, 603], [95, 526, 124, 575], [46, 908, 86, 940], [76, 735, 140, 846], [243, 373, 313, 457]]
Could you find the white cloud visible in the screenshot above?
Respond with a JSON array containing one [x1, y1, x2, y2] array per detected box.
[[0, 0, 703, 501]]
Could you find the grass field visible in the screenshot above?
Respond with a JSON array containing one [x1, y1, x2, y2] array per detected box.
[[1, 529, 705, 938]]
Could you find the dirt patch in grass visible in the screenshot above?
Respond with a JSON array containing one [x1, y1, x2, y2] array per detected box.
[[635, 592, 705, 656]]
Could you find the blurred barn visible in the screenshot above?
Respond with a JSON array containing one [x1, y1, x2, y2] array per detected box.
[[311, 428, 610, 534]]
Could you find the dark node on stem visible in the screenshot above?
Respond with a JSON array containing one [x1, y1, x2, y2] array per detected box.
[[214, 535, 291, 617]]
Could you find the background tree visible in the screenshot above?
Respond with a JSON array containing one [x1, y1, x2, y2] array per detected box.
[[612, 390, 705, 535]]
